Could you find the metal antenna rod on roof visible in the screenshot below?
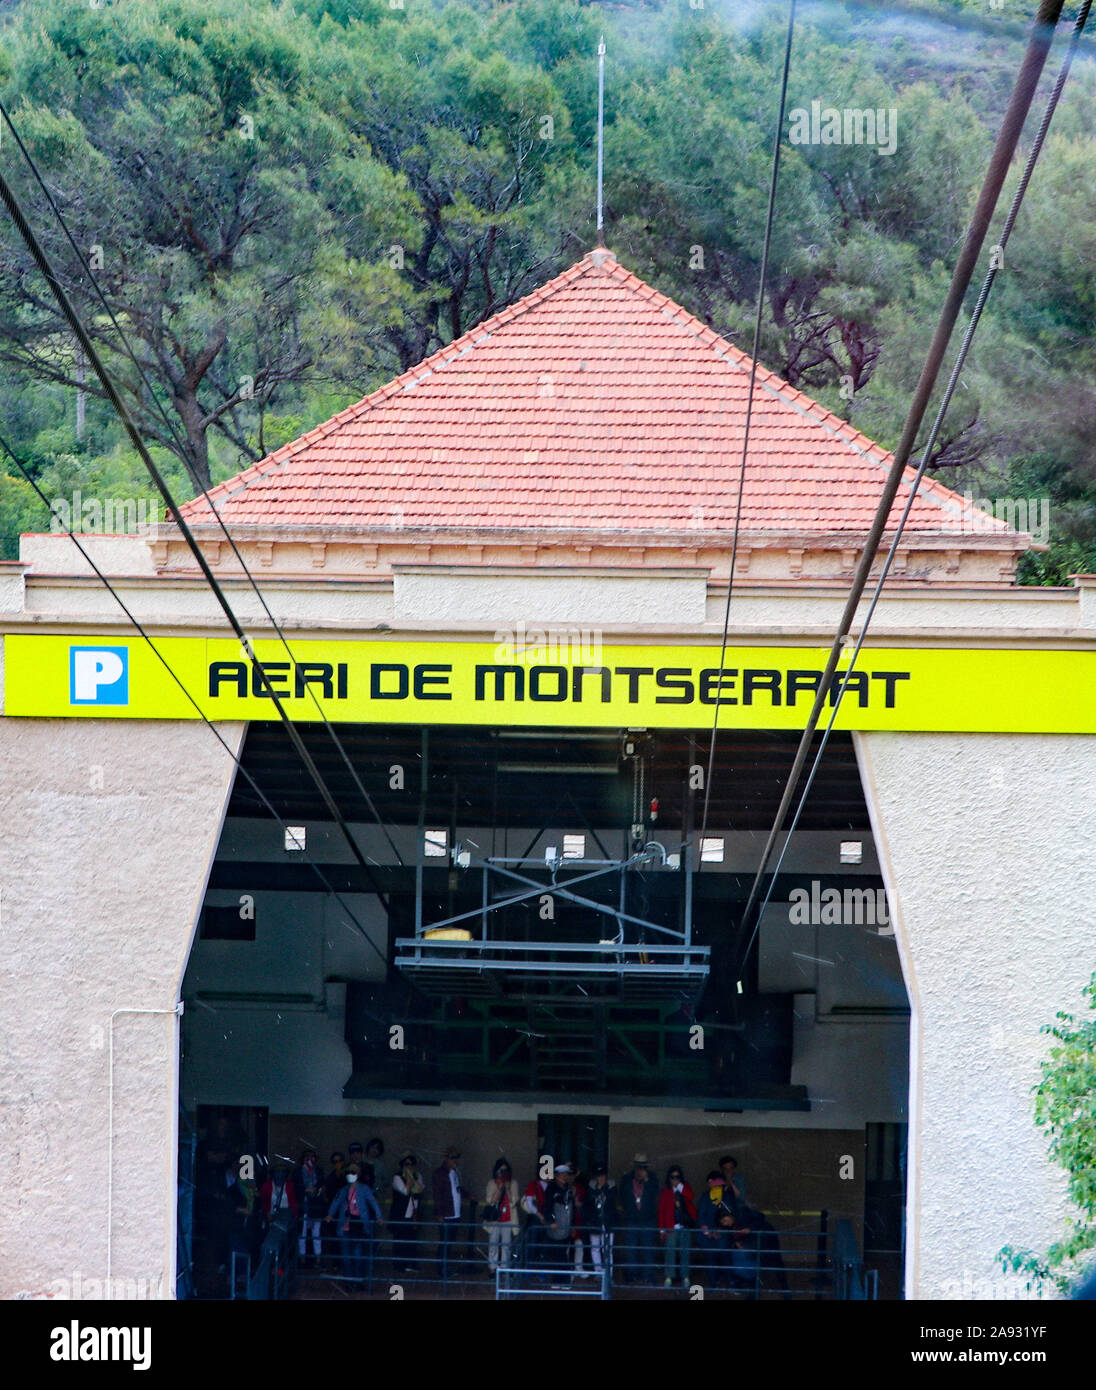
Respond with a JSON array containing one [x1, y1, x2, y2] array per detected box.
[[596, 35, 606, 245]]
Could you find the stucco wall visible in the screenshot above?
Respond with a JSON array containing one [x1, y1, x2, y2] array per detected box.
[[856, 731, 1096, 1300], [0, 716, 243, 1300]]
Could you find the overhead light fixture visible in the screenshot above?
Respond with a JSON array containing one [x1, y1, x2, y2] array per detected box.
[[285, 826, 306, 852], [840, 841, 863, 864], [497, 762, 616, 775]]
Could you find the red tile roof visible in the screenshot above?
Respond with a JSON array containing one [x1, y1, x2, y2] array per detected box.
[[180, 250, 1009, 539]]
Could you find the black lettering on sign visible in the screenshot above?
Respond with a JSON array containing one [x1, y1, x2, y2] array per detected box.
[[337, 663, 348, 699], [699, 668, 738, 705], [529, 665, 567, 702], [573, 666, 612, 702], [743, 669, 781, 705], [475, 665, 525, 701], [371, 664, 409, 700], [414, 664, 452, 700], [296, 663, 334, 699], [209, 661, 247, 698], [252, 661, 291, 698], [786, 670, 821, 706], [871, 671, 910, 708], [655, 668, 694, 704], [829, 670, 868, 707], [613, 666, 654, 703]]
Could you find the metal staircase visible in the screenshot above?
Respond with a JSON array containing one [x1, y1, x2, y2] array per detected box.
[[528, 1002, 606, 1088]]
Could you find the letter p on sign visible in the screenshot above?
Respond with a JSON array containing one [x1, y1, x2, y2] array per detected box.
[[70, 646, 129, 705]]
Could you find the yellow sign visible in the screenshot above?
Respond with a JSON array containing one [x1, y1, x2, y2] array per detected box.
[[3, 634, 1094, 732]]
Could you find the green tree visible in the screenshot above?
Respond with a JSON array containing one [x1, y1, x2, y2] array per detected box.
[[600, 9, 988, 422], [0, 469, 50, 561], [1000, 972, 1096, 1293], [0, 0, 416, 490], [315, 0, 590, 370]]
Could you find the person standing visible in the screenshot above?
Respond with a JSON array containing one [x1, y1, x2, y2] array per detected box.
[[697, 1171, 734, 1289], [324, 1152, 346, 1207], [580, 1163, 617, 1281], [295, 1148, 326, 1267], [390, 1152, 424, 1273], [718, 1154, 748, 1212], [223, 1160, 257, 1276], [432, 1146, 467, 1283], [658, 1164, 697, 1288], [521, 1170, 549, 1277], [568, 1162, 589, 1280], [483, 1158, 520, 1273], [326, 1163, 383, 1283], [617, 1153, 660, 1285], [364, 1138, 388, 1198], [542, 1164, 577, 1284], [259, 1163, 299, 1227]]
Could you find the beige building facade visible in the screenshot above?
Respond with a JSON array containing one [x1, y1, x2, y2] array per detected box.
[[2, 253, 1094, 1301]]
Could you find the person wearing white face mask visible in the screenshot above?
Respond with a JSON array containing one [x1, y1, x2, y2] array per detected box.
[[326, 1163, 384, 1283]]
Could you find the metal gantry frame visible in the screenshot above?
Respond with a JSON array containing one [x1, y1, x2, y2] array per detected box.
[[394, 727, 710, 996]]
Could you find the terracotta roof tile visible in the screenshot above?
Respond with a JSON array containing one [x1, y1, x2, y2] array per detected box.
[[181, 251, 1014, 539]]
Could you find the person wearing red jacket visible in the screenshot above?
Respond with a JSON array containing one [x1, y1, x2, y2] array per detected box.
[[259, 1165, 299, 1223], [521, 1173, 549, 1276], [657, 1164, 697, 1288]]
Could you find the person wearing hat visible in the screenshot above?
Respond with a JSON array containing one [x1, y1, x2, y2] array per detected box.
[[432, 1145, 468, 1283], [658, 1164, 698, 1288], [580, 1162, 617, 1281], [542, 1163, 577, 1283], [390, 1152, 424, 1273], [483, 1157, 520, 1273], [617, 1152, 659, 1285]]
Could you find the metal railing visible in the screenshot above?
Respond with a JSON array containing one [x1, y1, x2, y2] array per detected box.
[[211, 1201, 880, 1300], [497, 1263, 612, 1299], [280, 1208, 854, 1299], [231, 1211, 299, 1300]]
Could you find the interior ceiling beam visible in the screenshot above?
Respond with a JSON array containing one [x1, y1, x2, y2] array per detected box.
[[225, 723, 869, 832]]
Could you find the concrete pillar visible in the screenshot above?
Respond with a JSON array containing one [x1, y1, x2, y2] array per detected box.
[[0, 718, 244, 1299], [856, 731, 1096, 1299]]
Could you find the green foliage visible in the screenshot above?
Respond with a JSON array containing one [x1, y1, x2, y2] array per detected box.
[[1000, 972, 1096, 1293], [0, 0, 1091, 579], [0, 468, 50, 560], [0, 0, 418, 489]]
